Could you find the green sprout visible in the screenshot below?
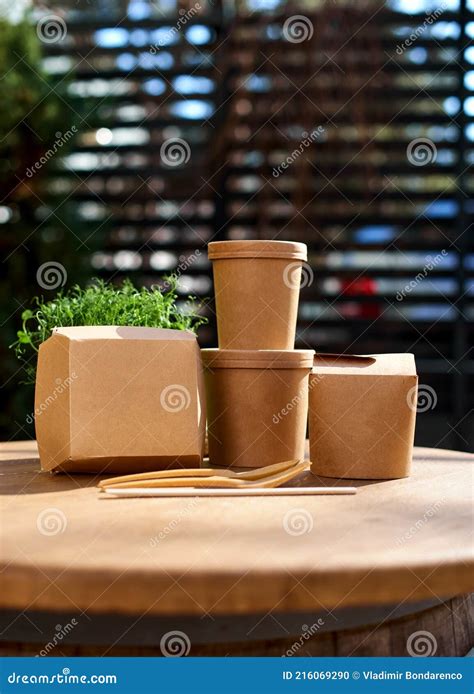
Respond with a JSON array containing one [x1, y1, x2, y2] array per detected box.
[[12, 276, 207, 385]]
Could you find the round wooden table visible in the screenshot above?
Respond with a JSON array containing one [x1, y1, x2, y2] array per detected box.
[[0, 441, 472, 656]]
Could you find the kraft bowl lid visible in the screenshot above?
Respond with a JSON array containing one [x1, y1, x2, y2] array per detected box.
[[208, 240, 307, 261], [201, 348, 314, 370]]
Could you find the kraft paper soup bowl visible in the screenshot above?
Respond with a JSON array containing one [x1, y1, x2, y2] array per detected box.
[[201, 348, 314, 468], [208, 240, 308, 350]]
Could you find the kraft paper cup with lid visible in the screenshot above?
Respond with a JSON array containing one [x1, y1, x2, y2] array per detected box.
[[208, 240, 308, 350], [201, 348, 314, 468]]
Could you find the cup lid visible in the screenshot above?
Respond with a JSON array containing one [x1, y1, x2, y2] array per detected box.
[[201, 348, 314, 370], [208, 240, 307, 261]]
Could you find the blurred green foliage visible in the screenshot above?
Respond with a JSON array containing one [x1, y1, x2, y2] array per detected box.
[[0, 18, 63, 189], [0, 14, 101, 439]]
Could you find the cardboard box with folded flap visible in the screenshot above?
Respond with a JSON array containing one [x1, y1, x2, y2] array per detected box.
[[34, 326, 206, 473], [309, 353, 418, 479]]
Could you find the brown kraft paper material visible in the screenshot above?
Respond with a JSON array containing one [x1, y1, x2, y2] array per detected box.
[[208, 240, 307, 350], [309, 353, 418, 479], [201, 348, 314, 468], [34, 326, 206, 473]]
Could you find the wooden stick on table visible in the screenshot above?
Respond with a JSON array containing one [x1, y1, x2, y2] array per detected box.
[[102, 486, 357, 498]]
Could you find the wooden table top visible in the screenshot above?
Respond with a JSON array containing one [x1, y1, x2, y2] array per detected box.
[[0, 441, 473, 617]]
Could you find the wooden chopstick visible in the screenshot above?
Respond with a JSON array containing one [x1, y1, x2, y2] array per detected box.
[[101, 486, 357, 498]]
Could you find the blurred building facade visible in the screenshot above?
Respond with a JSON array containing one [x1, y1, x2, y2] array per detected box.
[[1, 0, 473, 449]]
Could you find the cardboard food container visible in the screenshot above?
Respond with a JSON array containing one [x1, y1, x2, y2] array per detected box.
[[201, 348, 314, 468], [309, 353, 418, 479], [34, 326, 206, 473], [208, 240, 307, 350]]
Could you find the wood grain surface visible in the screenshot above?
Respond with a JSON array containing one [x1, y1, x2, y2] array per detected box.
[[0, 441, 473, 617]]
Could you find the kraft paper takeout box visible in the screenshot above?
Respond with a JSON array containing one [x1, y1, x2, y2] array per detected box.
[[309, 353, 418, 479], [208, 240, 307, 350], [34, 326, 206, 473]]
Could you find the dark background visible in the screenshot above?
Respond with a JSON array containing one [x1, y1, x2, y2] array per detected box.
[[0, 0, 472, 450]]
